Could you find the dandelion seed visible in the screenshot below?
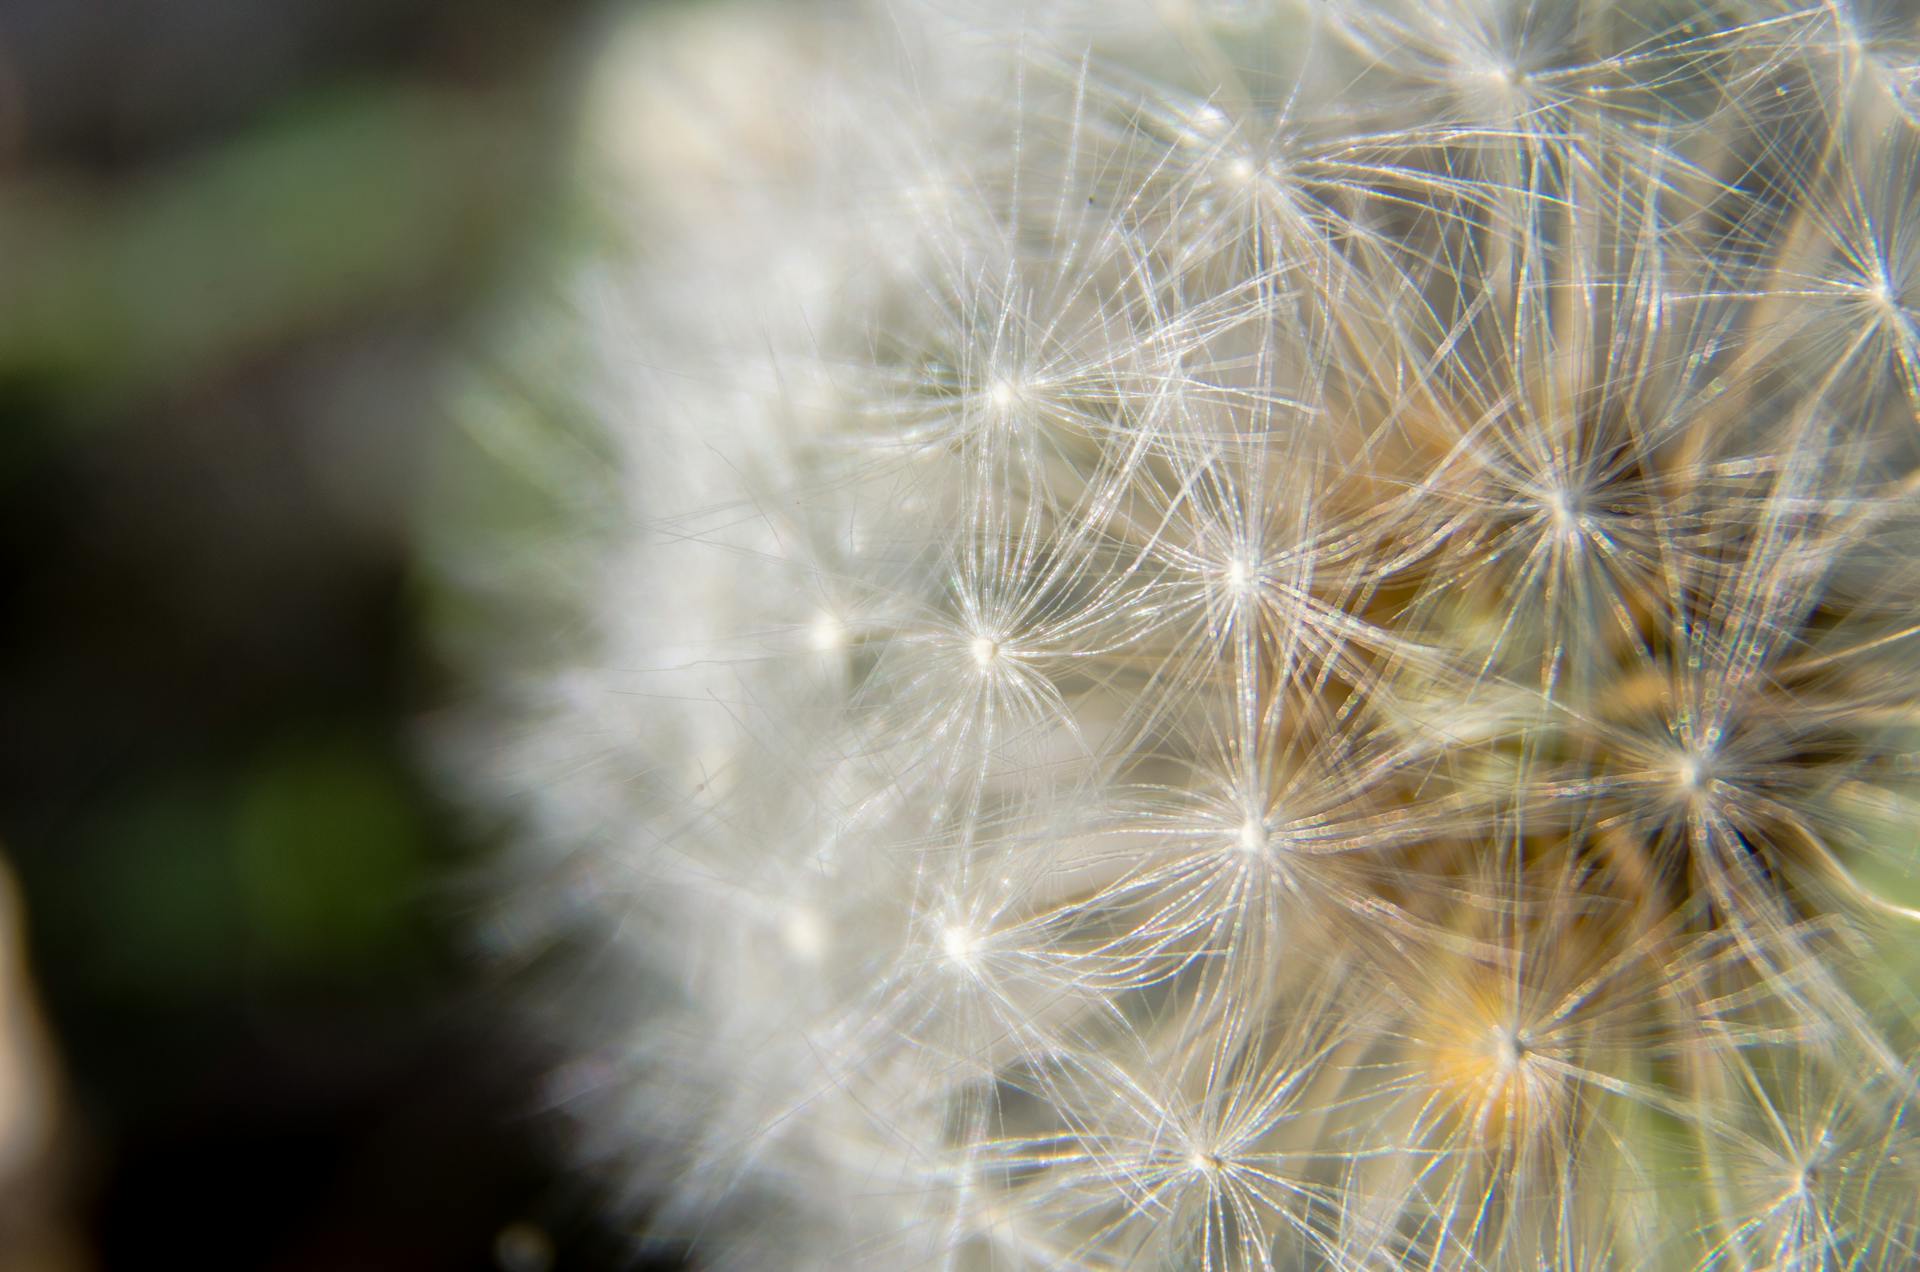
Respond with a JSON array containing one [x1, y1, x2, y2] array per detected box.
[[941, 923, 978, 970], [1190, 102, 1229, 137], [1542, 488, 1580, 540], [1672, 749, 1712, 796], [1489, 1024, 1527, 1074], [780, 906, 828, 962], [1222, 555, 1256, 596], [806, 610, 844, 653]]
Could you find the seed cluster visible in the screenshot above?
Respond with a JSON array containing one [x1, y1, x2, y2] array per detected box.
[[441, 3, 1920, 1268]]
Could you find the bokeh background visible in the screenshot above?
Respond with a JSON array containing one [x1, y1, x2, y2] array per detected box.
[[0, 1, 681, 1266]]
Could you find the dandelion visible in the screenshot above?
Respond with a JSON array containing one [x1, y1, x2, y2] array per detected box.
[[431, 1, 1920, 1267]]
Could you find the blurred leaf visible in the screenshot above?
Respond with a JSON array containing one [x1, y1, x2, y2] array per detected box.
[[74, 780, 244, 997], [233, 738, 426, 974], [0, 83, 528, 403]]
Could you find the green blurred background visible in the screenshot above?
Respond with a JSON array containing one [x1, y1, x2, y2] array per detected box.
[[0, 1, 678, 1266]]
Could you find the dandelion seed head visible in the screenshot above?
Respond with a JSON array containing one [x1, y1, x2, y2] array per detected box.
[[435, 1, 1920, 1265]]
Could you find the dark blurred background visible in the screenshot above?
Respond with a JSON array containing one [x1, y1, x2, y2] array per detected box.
[[0, 1, 671, 1266]]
